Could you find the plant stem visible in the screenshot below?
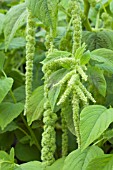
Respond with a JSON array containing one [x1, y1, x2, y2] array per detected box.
[[83, 0, 92, 31], [21, 114, 41, 151], [95, 11, 100, 30], [10, 90, 17, 104]]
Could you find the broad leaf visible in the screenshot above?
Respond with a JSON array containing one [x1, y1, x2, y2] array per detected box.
[[15, 143, 40, 162], [80, 50, 91, 65], [82, 31, 113, 51], [15, 161, 43, 170], [46, 158, 65, 170], [103, 129, 113, 141], [0, 122, 18, 134], [80, 105, 113, 150], [0, 13, 5, 35], [0, 77, 13, 103], [0, 52, 5, 71], [0, 148, 15, 170], [91, 48, 113, 73], [88, 66, 106, 97], [4, 3, 27, 50], [0, 102, 24, 130], [48, 68, 68, 111], [63, 146, 103, 170], [0, 37, 26, 50], [27, 86, 45, 126], [26, 0, 58, 36], [86, 154, 113, 170]]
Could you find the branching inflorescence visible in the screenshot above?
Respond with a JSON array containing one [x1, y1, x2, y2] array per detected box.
[[42, 0, 96, 149]]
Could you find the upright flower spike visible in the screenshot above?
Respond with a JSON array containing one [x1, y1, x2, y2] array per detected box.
[[24, 9, 35, 115], [71, 1, 82, 56]]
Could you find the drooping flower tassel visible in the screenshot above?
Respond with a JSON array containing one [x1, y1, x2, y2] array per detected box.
[[24, 9, 35, 115], [61, 103, 68, 157]]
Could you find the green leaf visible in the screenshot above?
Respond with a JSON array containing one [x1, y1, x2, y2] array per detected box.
[[15, 161, 43, 170], [63, 146, 104, 170], [64, 102, 75, 135], [82, 31, 113, 51], [4, 3, 27, 50], [88, 66, 106, 97], [86, 154, 113, 170], [0, 37, 26, 50], [0, 102, 24, 130], [9, 148, 14, 161], [0, 13, 5, 35], [110, 1, 113, 13], [80, 105, 113, 150], [15, 143, 40, 162], [0, 149, 15, 170], [48, 68, 68, 111], [0, 122, 18, 134], [103, 129, 113, 141], [46, 158, 65, 170], [0, 77, 13, 103], [26, 0, 58, 36], [27, 86, 45, 126], [48, 85, 61, 111], [91, 48, 113, 73], [0, 52, 5, 71], [42, 50, 71, 64], [80, 50, 91, 65], [0, 150, 12, 161], [75, 43, 86, 60]]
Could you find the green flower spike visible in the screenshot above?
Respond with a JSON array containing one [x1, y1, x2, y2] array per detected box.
[[24, 9, 35, 116]]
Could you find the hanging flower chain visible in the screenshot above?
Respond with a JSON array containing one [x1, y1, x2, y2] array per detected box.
[[41, 34, 57, 166], [24, 9, 35, 116], [61, 102, 68, 157]]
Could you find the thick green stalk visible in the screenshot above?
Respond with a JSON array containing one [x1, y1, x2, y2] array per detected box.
[[83, 0, 92, 31]]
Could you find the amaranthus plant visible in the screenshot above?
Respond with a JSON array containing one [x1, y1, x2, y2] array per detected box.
[[0, 0, 113, 169]]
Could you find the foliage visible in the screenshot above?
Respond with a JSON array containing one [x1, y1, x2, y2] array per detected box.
[[1, 0, 113, 169]]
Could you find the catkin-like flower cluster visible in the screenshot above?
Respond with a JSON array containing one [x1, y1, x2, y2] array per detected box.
[[72, 91, 81, 148], [41, 35, 57, 166], [101, 12, 112, 29], [71, 1, 82, 55], [24, 9, 35, 115], [61, 103, 68, 157], [41, 100, 57, 166]]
